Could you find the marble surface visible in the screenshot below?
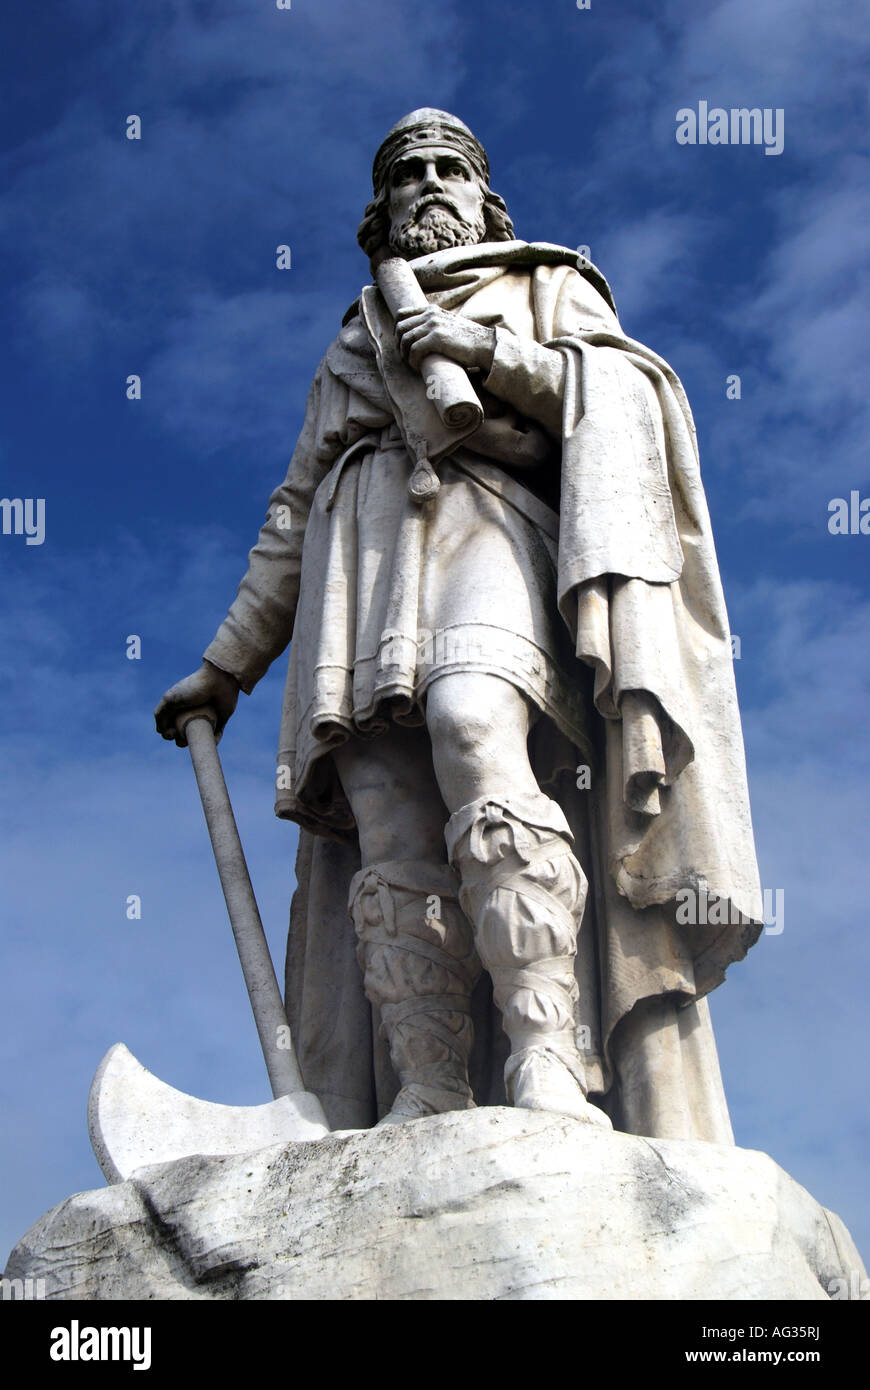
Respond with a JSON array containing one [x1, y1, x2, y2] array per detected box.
[[6, 1108, 865, 1301]]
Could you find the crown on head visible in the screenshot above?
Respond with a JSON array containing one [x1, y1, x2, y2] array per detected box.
[[372, 109, 490, 192]]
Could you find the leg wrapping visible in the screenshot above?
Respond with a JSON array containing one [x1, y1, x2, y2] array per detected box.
[[348, 860, 480, 1117]]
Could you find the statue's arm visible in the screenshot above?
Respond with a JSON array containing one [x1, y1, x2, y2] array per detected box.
[[396, 268, 620, 439], [154, 363, 329, 745], [480, 331, 566, 437], [393, 303, 567, 434], [201, 363, 328, 694], [480, 268, 621, 437]]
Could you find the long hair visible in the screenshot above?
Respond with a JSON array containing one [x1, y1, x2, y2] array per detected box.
[[357, 185, 515, 263]]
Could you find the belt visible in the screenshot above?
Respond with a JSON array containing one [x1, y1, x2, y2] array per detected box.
[[324, 432, 381, 511], [323, 426, 560, 543]]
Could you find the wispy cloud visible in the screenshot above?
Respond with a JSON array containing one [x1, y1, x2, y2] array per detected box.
[[713, 577, 870, 1245]]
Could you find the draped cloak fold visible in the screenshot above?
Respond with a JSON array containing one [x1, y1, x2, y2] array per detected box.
[[203, 241, 764, 1138]]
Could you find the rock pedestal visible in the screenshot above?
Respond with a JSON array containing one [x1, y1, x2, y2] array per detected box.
[[5, 1108, 865, 1300]]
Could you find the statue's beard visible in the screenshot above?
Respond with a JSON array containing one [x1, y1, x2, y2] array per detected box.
[[389, 195, 487, 258]]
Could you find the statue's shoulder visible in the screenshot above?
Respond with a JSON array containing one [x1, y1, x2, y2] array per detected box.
[[412, 240, 618, 319], [317, 300, 390, 415], [337, 308, 370, 349], [306, 304, 376, 383], [341, 298, 364, 329], [521, 243, 617, 318]]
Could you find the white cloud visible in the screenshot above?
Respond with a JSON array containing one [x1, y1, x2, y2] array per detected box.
[[598, 207, 710, 324], [145, 288, 340, 455], [2, 0, 468, 444]]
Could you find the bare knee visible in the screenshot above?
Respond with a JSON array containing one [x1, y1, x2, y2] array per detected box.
[[425, 674, 540, 810], [427, 675, 530, 753], [332, 730, 447, 865]]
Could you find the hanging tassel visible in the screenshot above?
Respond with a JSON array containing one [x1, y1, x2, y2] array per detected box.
[[408, 443, 441, 502]]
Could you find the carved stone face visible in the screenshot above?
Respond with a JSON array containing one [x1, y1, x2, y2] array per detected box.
[[387, 145, 487, 257]]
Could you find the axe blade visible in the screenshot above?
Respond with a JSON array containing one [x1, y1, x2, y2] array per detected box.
[[88, 1043, 331, 1184]]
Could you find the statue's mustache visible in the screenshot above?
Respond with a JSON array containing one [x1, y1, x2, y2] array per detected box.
[[407, 193, 464, 223]]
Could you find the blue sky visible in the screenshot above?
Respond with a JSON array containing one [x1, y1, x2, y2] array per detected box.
[[2, 0, 869, 1272]]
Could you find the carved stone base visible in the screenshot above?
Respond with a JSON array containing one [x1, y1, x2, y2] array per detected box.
[[5, 1109, 865, 1300]]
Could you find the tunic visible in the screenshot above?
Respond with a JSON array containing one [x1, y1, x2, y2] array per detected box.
[[281, 429, 594, 837]]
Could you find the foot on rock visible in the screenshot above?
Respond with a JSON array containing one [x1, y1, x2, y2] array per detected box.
[[506, 1047, 613, 1128], [375, 1082, 476, 1127]]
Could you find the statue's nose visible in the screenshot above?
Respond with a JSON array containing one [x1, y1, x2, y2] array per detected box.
[[419, 161, 445, 193]]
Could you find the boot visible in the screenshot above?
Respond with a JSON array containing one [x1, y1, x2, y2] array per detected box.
[[445, 791, 611, 1128], [347, 860, 481, 1123]]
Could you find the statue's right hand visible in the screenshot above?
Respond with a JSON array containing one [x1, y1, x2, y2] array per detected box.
[[154, 661, 241, 747]]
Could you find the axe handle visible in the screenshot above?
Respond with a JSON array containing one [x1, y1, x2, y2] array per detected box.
[[182, 713, 306, 1101]]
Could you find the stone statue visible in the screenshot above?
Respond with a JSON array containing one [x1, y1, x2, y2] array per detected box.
[[10, 109, 865, 1310], [155, 110, 764, 1140]]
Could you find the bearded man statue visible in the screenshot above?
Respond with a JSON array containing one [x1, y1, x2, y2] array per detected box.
[[156, 110, 764, 1139]]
